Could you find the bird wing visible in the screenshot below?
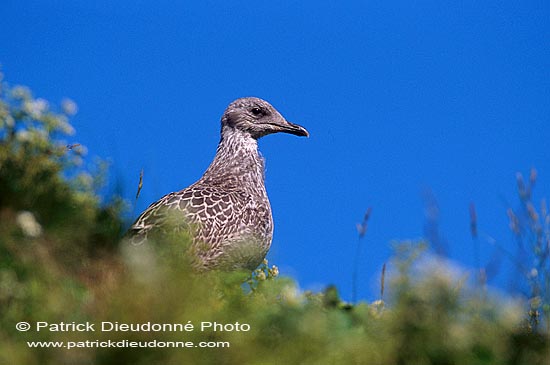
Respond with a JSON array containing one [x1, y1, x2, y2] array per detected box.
[[127, 185, 250, 250]]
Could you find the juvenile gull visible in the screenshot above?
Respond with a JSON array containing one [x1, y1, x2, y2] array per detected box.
[[128, 97, 308, 270]]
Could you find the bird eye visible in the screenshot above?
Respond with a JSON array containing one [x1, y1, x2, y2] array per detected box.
[[251, 107, 262, 116]]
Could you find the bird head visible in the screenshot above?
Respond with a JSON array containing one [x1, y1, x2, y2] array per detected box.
[[221, 97, 309, 139]]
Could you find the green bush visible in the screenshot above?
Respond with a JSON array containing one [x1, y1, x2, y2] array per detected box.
[[0, 76, 548, 364]]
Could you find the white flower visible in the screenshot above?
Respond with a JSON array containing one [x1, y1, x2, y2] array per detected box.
[[61, 98, 78, 115], [15, 130, 30, 142], [57, 115, 75, 135], [11, 86, 31, 99], [281, 284, 302, 306], [24, 98, 49, 119], [16, 211, 43, 238]]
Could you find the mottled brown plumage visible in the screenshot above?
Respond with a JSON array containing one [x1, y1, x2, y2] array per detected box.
[[128, 97, 308, 270]]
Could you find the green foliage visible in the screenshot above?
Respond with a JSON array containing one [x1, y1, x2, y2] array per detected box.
[[0, 73, 124, 249], [0, 76, 548, 364]]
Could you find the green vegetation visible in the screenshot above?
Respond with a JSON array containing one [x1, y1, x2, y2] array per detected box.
[[0, 75, 548, 364]]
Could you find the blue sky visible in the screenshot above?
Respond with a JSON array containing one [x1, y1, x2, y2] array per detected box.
[[1, 1, 548, 301]]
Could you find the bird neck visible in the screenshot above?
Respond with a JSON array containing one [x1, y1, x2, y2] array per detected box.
[[199, 127, 266, 191]]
